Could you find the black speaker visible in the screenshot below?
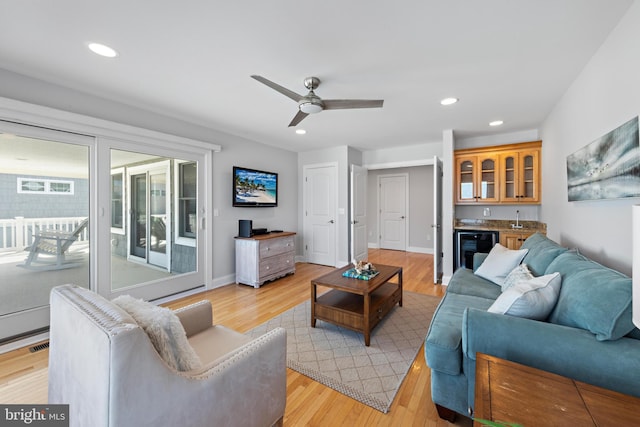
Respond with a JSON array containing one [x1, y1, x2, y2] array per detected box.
[[238, 219, 253, 237]]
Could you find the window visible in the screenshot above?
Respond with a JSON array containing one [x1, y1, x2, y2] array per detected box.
[[177, 162, 196, 241], [17, 177, 74, 194], [111, 169, 125, 233]]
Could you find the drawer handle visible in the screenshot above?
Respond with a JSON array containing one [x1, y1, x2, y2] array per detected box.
[[266, 247, 270, 251], [265, 266, 270, 270]]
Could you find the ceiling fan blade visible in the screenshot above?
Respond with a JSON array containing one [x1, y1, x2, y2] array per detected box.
[[288, 110, 309, 127], [251, 75, 303, 102], [322, 99, 384, 110]]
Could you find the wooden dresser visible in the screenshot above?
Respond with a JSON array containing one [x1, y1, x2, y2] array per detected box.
[[474, 353, 640, 426], [235, 232, 296, 288]]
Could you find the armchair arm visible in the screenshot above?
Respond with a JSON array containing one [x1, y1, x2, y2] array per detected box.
[[110, 326, 287, 427], [174, 300, 213, 337], [462, 308, 640, 402]]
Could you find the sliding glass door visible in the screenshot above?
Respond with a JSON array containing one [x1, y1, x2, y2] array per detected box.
[[0, 117, 211, 344], [0, 121, 93, 343]]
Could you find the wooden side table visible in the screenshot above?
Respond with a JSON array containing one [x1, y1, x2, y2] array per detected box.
[[474, 353, 640, 426]]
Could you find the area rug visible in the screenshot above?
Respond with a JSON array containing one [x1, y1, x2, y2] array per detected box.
[[246, 291, 441, 413]]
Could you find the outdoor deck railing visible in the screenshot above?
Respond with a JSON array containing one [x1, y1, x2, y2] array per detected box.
[[0, 216, 89, 252]]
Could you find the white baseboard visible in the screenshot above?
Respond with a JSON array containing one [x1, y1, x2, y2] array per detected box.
[[212, 273, 236, 289], [407, 246, 434, 254], [0, 331, 49, 355], [368, 243, 433, 254], [441, 275, 452, 286]]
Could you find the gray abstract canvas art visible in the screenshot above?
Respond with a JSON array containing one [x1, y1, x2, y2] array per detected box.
[[567, 116, 640, 201]]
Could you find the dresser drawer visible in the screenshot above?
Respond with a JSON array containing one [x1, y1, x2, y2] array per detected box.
[[259, 236, 295, 258], [259, 252, 295, 277]]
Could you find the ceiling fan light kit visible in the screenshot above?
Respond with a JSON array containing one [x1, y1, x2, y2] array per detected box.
[[251, 75, 384, 127]]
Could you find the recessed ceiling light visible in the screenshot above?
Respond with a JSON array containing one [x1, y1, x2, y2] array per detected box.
[[295, 129, 306, 135], [87, 42, 118, 58], [489, 120, 504, 127], [440, 97, 458, 106]]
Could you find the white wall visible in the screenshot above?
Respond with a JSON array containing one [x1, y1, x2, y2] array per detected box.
[[212, 138, 298, 285], [540, 0, 640, 276]]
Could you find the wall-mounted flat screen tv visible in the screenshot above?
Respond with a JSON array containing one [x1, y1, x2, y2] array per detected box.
[[233, 166, 278, 207]]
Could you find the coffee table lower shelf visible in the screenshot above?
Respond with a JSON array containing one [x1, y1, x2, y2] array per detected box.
[[312, 282, 401, 344]]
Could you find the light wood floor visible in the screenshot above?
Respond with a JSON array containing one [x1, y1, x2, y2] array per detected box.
[[0, 249, 472, 426]]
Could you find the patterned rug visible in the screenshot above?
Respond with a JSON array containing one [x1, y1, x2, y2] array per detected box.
[[247, 291, 441, 413]]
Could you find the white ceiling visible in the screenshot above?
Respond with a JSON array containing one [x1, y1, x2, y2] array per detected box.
[[0, 1, 633, 153]]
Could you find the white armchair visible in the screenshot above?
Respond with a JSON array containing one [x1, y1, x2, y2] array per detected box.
[[48, 284, 286, 427]]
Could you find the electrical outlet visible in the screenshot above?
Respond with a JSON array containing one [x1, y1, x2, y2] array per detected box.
[[483, 208, 491, 217]]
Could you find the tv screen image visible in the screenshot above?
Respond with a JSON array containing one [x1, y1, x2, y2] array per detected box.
[[233, 166, 278, 207]]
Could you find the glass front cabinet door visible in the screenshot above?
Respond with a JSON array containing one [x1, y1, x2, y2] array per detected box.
[[455, 154, 499, 204], [500, 148, 540, 204]]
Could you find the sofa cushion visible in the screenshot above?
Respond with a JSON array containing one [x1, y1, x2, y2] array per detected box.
[[474, 243, 528, 286], [521, 233, 568, 276], [426, 293, 494, 375], [546, 251, 634, 341], [501, 263, 534, 292], [446, 267, 502, 299], [113, 295, 203, 371], [488, 272, 562, 320]]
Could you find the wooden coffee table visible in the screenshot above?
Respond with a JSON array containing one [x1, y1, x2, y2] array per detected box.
[[310, 264, 402, 346], [475, 353, 640, 426]]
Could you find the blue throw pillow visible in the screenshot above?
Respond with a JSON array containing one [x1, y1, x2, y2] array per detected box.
[[546, 250, 633, 341], [520, 233, 568, 276]]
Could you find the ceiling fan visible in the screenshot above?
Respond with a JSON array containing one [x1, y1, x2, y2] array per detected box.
[[251, 75, 384, 127]]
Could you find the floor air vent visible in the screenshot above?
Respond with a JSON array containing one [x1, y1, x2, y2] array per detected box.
[[29, 342, 50, 353]]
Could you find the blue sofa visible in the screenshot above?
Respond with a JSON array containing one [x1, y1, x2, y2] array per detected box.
[[425, 233, 640, 421]]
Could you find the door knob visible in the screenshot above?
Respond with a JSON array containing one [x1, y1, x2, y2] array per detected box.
[[401, 216, 406, 219], [329, 220, 335, 224]]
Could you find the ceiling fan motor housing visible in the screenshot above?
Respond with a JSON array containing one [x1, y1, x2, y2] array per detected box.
[[299, 92, 324, 114], [303, 77, 321, 90]]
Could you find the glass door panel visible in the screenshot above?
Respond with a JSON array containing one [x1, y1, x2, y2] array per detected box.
[[148, 169, 167, 268], [131, 173, 147, 259], [111, 150, 197, 294], [0, 125, 92, 342]]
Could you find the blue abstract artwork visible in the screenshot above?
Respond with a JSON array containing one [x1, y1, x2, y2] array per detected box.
[[567, 117, 640, 201]]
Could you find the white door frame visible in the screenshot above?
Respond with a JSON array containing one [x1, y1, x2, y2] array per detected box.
[[303, 162, 339, 266], [350, 164, 368, 262], [433, 156, 443, 283], [377, 173, 409, 251]]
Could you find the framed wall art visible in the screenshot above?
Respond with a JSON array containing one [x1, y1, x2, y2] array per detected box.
[[566, 116, 640, 202]]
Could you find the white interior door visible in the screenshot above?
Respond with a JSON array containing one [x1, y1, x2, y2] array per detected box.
[[304, 164, 337, 266], [379, 174, 407, 251], [433, 156, 443, 283], [350, 164, 368, 262]]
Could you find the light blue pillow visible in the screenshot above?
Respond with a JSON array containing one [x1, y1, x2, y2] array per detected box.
[[475, 243, 528, 286], [488, 272, 562, 320]]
